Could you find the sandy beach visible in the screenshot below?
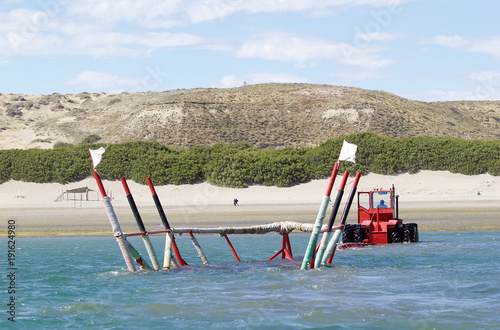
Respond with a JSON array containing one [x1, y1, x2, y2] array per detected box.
[[1, 171, 500, 236]]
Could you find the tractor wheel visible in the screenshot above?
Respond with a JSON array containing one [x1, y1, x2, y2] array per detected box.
[[405, 223, 419, 242], [342, 224, 354, 243], [391, 224, 404, 243], [353, 224, 365, 243]]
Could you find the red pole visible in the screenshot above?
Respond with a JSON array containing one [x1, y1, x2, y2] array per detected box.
[[223, 235, 240, 262], [93, 171, 107, 198], [268, 233, 293, 261], [283, 247, 293, 261], [172, 235, 188, 266], [286, 234, 292, 258], [268, 250, 282, 260], [326, 246, 337, 264], [325, 161, 339, 197]]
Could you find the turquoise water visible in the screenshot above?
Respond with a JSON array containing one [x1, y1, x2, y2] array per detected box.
[[2, 230, 499, 329]]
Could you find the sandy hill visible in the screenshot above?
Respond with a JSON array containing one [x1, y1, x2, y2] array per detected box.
[[1, 83, 500, 150]]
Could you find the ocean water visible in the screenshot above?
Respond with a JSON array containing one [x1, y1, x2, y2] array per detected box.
[[2, 230, 499, 329]]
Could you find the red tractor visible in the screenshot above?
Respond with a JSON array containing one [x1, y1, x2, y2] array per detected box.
[[341, 185, 419, 246]]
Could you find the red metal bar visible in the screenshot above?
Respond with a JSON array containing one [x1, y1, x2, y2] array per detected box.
[[326, 245, 337, 264], [309, 253, 315, 269], [127, 230, 168, 237], [325, 162, 339, 197], [121, 177, 131, 195], [352, 172, 361, 188], [93, 171, 107, 198], [283, 247, 293, 261], [269, 247, 293, 261], [223, 235, 240, 262], [268, 250, 282, 260], [146, 177, 157, 195], [147, 230, 168, 235], [314, 238, 322, 254], [308, 237, 325, 269], [339, 171, 349, 190], [172, 237, 188, 266], [286, 234, 292, 258]]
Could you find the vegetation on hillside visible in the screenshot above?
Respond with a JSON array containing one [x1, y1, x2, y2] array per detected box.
[[0, 133, 499, 187]]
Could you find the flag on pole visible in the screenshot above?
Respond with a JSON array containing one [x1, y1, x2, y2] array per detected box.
[[338, 140, 357, 163], [89, 147, 106, 169]]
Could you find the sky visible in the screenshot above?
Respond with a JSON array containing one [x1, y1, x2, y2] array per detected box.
[[0, 0, 499, 101]]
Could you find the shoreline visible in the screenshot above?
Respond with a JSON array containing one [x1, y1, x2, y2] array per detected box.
[[3, 200, 500, 237], [1, 170, 500, 236]]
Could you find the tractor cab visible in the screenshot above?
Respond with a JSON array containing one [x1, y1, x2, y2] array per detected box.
[[356, 186, 402, 244], [342, 185, 418, 246], [358, 187, 398, 223]]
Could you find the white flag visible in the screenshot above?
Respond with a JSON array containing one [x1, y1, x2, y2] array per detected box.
[[338, 140, 357, 163], [89, 147, 106, 169]]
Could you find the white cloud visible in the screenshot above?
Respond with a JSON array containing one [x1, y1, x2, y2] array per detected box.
[[427, 35, 468, 48], [0, 4, 205, 57], [63, 0, 415, 27], [211, 74, 245, 88], [236, 32, 393, 68], [0, 1, 407, 59], [403, 70, 500, 102], [426, 35, 500, 61], [67, 71, 142, 92], [0, 25, 204, 57], [469, 71, 500, 83]]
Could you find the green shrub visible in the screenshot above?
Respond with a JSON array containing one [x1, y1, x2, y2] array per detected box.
[[81, 134, 101, 144], [1, 134, 500, 186]]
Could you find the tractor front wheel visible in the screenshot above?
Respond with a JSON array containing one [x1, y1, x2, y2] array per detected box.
[[353, 224, 365, 243], [342, 224, 354, 243], [391, 224, 404, 243]]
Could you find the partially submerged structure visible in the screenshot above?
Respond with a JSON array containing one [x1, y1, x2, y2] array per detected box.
[[90, 141, 417, 272], [92, 161, 361, 272]]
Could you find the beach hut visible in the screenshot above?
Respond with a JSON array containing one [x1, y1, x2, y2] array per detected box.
[[54, 187, 97, 202]]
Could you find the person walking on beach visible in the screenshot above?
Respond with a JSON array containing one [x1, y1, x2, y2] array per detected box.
[[233, 198, 239, 206]]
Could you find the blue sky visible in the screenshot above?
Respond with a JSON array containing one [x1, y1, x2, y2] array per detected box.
[[0, 0, 499, 101]]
